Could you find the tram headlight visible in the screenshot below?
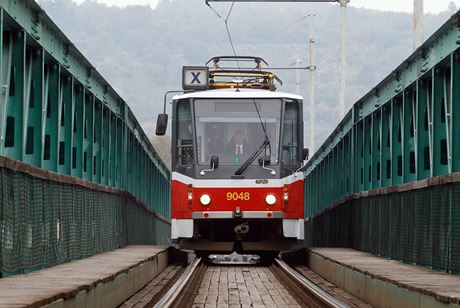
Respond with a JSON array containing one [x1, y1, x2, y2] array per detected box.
[[200, 194, 211, 206], [265, 194, 277, 206]]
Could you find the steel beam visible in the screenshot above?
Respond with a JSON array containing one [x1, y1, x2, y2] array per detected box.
[[0, 0, 171, 219], [207, 0, 335, 2], [305, 10, 460, 218]]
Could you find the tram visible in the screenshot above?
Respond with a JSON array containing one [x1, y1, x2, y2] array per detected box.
[[156, 56, 308, 255]]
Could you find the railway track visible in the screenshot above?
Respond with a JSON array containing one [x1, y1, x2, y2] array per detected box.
[[150, 257, 349, 308], [271, 259, 348, 308]]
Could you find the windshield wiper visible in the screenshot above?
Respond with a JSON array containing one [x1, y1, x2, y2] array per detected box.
[[234, 99, 272, 177], [234, 138, 270, 176]]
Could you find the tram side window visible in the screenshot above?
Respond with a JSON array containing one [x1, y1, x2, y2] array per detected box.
[[176, 100, 194, 167], [282, 101, 299, 175]]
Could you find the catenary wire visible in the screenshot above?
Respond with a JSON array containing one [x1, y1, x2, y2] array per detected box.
[[205, 1, 240, 68]]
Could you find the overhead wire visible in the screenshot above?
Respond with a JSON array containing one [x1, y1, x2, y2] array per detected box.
[[205, 1, 240, 68], [225, 1, 235, 21], [205, 3, 310, 71]]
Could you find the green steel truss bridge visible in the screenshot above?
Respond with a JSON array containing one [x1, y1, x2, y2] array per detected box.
[[0, 0, 459, 280], [304, 10, 460, 272], [0, 0, 170, 275]]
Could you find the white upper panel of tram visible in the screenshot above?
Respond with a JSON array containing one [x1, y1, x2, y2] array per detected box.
[[173, 88, 303, 101]]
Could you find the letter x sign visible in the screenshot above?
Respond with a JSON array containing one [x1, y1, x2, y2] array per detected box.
[[183, 66, 210, 90]]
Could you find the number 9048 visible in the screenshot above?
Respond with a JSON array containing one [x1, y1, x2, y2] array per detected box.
[[226, 192, 250, 201]]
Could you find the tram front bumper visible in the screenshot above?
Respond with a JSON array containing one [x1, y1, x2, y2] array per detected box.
[[191, 211, 284, 219], [172, 217, 304, 241]]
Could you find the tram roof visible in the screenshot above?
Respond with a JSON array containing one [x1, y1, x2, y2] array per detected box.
[[173, 88, 303, 101]]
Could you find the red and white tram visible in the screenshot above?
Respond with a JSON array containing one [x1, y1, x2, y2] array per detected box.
[[156, 57, 308, 256]]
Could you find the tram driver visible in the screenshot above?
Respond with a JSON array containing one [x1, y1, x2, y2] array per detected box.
[[226, 129, 252, 164]]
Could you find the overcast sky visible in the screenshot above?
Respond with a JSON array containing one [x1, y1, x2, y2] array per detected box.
[[69, 0, 460, 13]]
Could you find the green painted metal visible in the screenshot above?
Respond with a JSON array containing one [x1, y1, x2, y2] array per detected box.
[[0, 164, 170, 275], [0, 0, 170, 219], [305, 183, 460, 274], [0, 0, 172, 274], [305, 11, 460, 219]]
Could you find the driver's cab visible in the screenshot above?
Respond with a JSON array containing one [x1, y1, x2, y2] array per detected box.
[[172, 89, 304, 180], [157, 56, 308, 180]]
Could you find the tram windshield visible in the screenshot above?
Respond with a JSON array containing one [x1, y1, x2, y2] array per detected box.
[[194, 98, 281, 166]]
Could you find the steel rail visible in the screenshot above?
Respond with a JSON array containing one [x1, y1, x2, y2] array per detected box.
[[153, 257, 202, 308], [274, 258, 349, 308]]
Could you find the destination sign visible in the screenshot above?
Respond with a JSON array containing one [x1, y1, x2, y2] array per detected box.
[[182, 66, 209, 90]]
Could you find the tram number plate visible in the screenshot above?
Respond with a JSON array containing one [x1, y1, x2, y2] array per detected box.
[[226, 192, 250, 201]]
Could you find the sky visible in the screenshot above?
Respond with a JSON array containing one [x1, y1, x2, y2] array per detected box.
[[69, 0, 460, 13]]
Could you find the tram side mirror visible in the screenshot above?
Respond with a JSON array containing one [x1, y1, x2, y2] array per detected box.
[[258, 155, 271, 166], [210, 155, 219, 169], [303, 148, 309, 161], [155, 114, 169, 136]]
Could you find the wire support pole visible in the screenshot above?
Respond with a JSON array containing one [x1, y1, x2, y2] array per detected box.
[[338, 0, 349, 120], [307, 13, 316, 154], [294, 58, 302, 95], [413, 0, 424, 50]]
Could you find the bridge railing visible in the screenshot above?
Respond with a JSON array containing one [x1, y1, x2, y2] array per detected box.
[[305, 11, 460, 273], [0, 1, 171, 275], [0, 0, 170, 216], [0, 156, 170, 275]]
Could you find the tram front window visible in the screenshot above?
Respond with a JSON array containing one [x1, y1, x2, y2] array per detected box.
[[194, 99, 281, 166], [176, 99, 194, 167]]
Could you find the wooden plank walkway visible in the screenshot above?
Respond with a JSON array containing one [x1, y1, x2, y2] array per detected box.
[[0, 246, 168, 308], [310, 247, 460, 305], [193, 266, 301, 307]]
